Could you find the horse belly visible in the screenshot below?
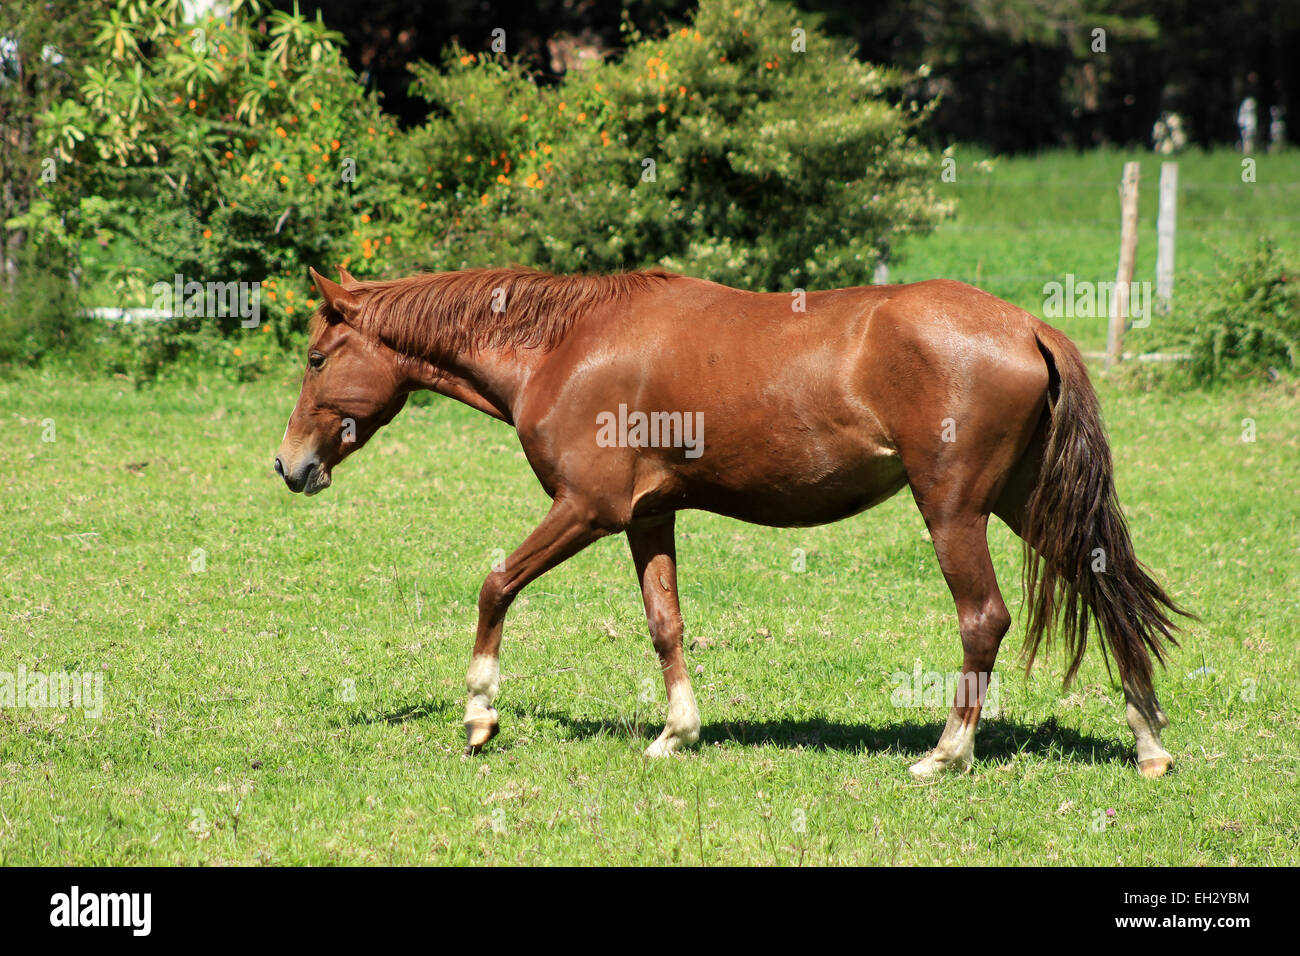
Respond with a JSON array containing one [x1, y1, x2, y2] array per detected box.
[[685, 445, 907, 528]]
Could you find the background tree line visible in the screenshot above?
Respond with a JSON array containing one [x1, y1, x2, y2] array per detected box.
[[272, 0, 1299, 152]]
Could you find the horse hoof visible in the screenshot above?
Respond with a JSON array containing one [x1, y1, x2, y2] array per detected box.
[[464, 715, 499, 754], [644, 737, 675, 758], [1138, 755, 1172, 778], [909, 752, 972, 778]]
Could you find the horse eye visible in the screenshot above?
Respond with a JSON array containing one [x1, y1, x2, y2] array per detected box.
[[308, 352, 325, 370]]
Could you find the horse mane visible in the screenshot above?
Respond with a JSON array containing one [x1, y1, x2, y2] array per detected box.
[[310, 266, 676, 358]]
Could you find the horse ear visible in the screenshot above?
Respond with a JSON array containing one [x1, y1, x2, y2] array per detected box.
[[310, 266, 360, 321], [337, 266, 358, 288]]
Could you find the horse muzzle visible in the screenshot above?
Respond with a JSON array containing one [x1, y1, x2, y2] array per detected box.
[[274, 453, 332, 496]]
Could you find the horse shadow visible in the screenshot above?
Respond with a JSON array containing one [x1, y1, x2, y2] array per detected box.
[[351, 699, 1133, 767], [532, 711, 1131, 766], [348, 699, 459, 726]]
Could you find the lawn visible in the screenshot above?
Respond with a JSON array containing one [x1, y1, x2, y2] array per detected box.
[[892, 147, 1300, 352], [0, 149, 1297, 865]]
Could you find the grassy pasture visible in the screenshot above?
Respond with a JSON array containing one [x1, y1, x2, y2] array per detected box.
[[0, 149, 1297, 865], [892, 147, 1300, 351]]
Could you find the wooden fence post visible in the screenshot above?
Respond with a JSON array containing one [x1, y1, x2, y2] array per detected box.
[[1156, 162, 1177, 312], [1105, 161, 1141, 369]]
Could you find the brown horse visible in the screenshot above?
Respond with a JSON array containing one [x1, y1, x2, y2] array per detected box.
[[275, 265, 1190, 777]]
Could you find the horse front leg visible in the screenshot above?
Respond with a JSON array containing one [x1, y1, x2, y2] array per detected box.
[[627, 515, 700, 756], [464, 497, 607, 753]]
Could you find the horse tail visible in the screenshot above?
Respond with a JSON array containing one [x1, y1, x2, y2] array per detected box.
[[1019, 322, 1193, 689]]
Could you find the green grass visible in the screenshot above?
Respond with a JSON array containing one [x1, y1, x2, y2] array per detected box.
[[893, 147, 1300, 351], [2, 364, 1296, 865], [1, 148, 1298, 865]]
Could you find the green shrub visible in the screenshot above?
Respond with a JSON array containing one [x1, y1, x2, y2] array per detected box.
[[36, 0, 404, 346], [0, 243, 83, 371], [93, 316, 276, 387], [399, 0, 949, 289], [27, 0, 949, 380], [1137, 237, 1299, 386]]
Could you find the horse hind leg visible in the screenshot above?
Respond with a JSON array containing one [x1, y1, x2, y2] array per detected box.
[[994, 435, 1174, 779], [1125, 681, 1172, 777], [909, 512, 1012, 777]]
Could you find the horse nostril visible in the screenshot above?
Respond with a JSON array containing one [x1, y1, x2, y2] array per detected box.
[[274, 456, 285, 478]]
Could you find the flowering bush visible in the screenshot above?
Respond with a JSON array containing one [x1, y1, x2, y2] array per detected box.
[[400, 0, 949, 290], [31, 0, 948, 372], [38, 0, 404, 345]]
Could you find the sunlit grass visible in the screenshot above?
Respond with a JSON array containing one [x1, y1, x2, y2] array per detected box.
[[893, 147, 1300, 351], [0, 357, 1295, 864], [1, 147, 1297, 865]]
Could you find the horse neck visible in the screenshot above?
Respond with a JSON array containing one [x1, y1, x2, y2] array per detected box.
[[407, 344, 539, 425]]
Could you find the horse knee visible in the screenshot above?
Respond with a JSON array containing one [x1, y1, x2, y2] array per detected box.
[[478, 570, 516, 620]]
